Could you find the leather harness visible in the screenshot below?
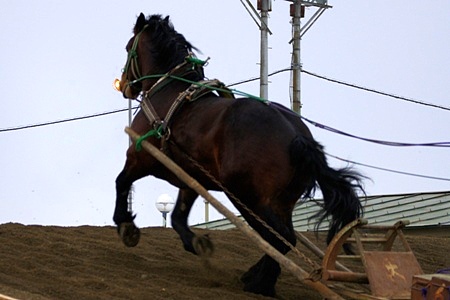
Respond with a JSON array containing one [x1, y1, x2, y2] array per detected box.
[[138, 59, 235, 144]]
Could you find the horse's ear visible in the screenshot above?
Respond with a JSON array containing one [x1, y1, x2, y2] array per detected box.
[[134, 13, 146, 34], [162, 15, 172, 28]]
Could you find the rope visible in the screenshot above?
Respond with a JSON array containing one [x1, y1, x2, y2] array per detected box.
[[135, 126, 163, 151], [171, 75, 269, 103], [170, 139, 321, 274], [131, 74, 269, 104]]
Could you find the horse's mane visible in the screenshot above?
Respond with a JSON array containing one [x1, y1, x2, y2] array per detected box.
[[135, 14, 199, 72]]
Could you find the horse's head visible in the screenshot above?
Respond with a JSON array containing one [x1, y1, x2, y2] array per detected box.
[[118, 13, 199, 99]]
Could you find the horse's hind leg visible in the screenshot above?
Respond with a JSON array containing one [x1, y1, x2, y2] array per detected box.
[[171, 188, 214, 256], [240, 205, 297, 297]]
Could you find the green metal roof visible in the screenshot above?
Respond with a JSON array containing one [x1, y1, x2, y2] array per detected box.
[[193, 191, 450, 230]]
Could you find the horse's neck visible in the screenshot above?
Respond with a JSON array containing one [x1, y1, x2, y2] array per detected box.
[[141, 61, 204, 123], [144, 80, 190, 119]]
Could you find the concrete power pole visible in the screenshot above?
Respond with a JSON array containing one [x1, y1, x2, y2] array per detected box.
[[291, 1, 303, 115], [242, 0, 330, 113], [259, 0, 271, 100], [127, 98, 133, 213], [288, 0, 331, 115]]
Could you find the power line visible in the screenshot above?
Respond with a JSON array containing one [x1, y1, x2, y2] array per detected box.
[[2, 67, 446, 133], [302, 69, 450, 112], [301, 115, 450, 148], [227, 68, 291, 87], [0, 107, 138, 133], [229, 67, 450, 112], [327, 153, 450, 182], [0, 101, 447, 183], [3, 104, 448, 149]]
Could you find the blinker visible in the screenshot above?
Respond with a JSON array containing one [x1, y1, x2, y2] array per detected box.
[[113, 78, 121, 92]]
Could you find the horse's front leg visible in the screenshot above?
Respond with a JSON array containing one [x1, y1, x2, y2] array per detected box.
[[113, 155, 149, 247], [171, 188, 214, 256], [113, 169, 139, 247]]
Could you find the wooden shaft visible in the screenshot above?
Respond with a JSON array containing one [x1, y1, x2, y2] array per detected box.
[[296, 232, 353, 273], [322, 270, 368, 284], [125, 127, 343, 300], [336, 255, 362, 260], [0, 293, 20, 300]]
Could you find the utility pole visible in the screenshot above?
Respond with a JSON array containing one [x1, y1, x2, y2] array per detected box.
[[287, 0, 331, 115], [113, 78, 134, 213], [239, 0, 273, 99], [291, 1, 303, 115], [259, 0, 271, 100], [241, 0, 330, 113], [127, 99, 133, 213], [204, 199, 209, 223]]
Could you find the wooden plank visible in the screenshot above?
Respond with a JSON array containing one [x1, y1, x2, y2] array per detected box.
[[0, 293, 20, 300], [336, 254, 361, 260], [346, 237, 387, 243], [363, 251, 423, 298]]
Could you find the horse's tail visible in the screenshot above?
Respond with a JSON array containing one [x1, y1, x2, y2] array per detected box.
[[290, 135, 365, 248]]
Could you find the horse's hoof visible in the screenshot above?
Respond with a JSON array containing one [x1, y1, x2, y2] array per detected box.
[[193, 234, 214, 257], [243, 283, 276, 298], [119, 222, 140, 247]]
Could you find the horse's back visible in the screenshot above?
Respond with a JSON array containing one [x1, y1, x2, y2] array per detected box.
[[177, 97, 305, 201], [178, 96, 309, 162]]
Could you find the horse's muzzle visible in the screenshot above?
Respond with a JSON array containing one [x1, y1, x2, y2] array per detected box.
[[120, 74, 140, 99]]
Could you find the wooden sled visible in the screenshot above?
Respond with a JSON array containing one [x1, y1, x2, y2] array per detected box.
[[320, 218, 423, 299]]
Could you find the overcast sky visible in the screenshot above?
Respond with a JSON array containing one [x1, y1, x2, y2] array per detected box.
[[1, 1, 449, 228]]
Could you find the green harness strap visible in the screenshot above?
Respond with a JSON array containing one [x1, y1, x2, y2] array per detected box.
[[132, 55, 269, 152], [135, 125, 164, 151]]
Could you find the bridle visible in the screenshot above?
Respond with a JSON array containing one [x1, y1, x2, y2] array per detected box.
[[116, 24, 237, 146], [118, 24, 211, 142], [121, 25, 149, 95]]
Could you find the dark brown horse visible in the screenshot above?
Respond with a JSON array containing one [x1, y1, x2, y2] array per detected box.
[[113, 13, 364, 297]]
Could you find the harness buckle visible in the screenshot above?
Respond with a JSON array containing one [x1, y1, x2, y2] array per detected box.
[[153, 120, 167, 137], [185, 84, 200, 101]]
